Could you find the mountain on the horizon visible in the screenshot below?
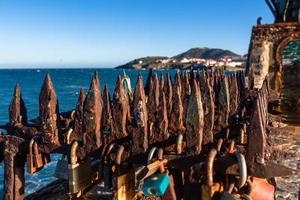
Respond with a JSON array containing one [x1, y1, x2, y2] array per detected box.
[[173, 47, 241, 60], [115, 47, 242, 69], [116, 56, 168, 69]]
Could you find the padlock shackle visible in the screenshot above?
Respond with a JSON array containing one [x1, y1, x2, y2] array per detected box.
[[207, 148, 217, 188], [29, 136, 40, 155], [217, 138, 223, 153], [33, 141, 39, 155], [115, 145, 125, 165], [103, 143, 117, 164], [66, 128, 73, 144], [29, 138, 35, 156], [235, 151, 247, 188], [176, 134, 183, 154], [106, 143, 116, 156], [147, 147, 158, 165], [70, 141, 79, 165]]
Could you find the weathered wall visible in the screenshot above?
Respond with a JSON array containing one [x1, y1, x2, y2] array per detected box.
[[246, 22, 300, 93]]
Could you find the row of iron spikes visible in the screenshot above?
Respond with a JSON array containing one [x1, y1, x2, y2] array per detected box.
[[6, 69, 244, 149]]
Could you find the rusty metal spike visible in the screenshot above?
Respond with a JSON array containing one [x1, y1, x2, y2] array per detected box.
[[153, 73, 160, 108], [155, 90, 169, 142], [111, 76, 131, 139], [39, 74, 59, 144], [145, 69, 153, 96], [199, 73, 215, 145], [101, 84, 114, 145], [190, 69, 195, 84], [186, 79, 204, 155], [229, 73, 239, 116], [209, 70, 215, 89], [159, 73, 164, 91], [169, 71, 185, 135], [77, 88, 86, 110], [196, 69, 201, 83], [216, 74, 230, 128], [73, 88, 85, 138], [164, 73, 173, 119], [132, 75, 148, 155], [83, 73, 103, 148], [147, 73, 160, 143], [181, 73, 191, 126], [9, 84, 27, 125]]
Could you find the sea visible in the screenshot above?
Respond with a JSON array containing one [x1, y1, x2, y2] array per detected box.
[[0, 68, 175, 199]]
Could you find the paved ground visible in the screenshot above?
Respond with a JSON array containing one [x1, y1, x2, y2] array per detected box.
[[270, 125, 300, 200]]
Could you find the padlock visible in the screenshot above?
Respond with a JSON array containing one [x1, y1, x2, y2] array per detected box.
[[143, 173, 170, 197], [110, 145, 136, 200], [54, 128, 73, 180], [68, 141, 92, 195], [140, 147, 168, 180], [27, 137, 50, 174], [134, 147, 169, 197]]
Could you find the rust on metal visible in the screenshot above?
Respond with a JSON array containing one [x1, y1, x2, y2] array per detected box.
[[229, 74, 239, 116], [169, 72, 185, 135], [9, 84, 27, 125], [132, 75, 148, 155], [198, 72, 215, 145], [39, 74, 59, 144], [73, 88, 86, 141], [186, 79, 204, 155], [246, 93, 266, 164], [155, 90, 169, 142], [101, 84, 114, 145], [164, 73, 173, 119], [145, 68, 153, 96], [83, 72, 103, 148], [159, 74, 165, 92], [3, 135, 25, 200], [147, 73, 160, 144], [112, 76, 131, 139], [216, 73, 230, 128], [181, 73, 191, 127]]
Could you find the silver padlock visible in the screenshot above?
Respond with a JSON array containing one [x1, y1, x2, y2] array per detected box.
[[68, 140, 92, 195], [54, 128, 73, 180]]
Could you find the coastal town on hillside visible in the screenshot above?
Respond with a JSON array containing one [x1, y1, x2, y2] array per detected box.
[[116, 47, 247, 69], [152, 56, 246, 68]]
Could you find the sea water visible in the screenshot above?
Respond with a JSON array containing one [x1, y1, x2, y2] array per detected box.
[[0, 68, 175, 199]]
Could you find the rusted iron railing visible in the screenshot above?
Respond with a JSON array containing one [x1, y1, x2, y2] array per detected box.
[[0, 69, 299, 200]]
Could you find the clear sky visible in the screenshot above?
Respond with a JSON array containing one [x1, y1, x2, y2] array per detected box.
[[0, 0, 274, 68]]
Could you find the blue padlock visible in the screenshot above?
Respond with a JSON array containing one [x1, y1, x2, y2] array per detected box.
[[142, 174, 170, 197]]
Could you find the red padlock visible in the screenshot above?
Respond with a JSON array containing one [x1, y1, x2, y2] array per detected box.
[[247, 177, 275, 200]]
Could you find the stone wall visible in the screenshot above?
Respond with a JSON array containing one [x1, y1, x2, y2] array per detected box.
[[246, 22, 300, 93]]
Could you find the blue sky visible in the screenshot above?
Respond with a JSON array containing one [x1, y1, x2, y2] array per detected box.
[[0, 0, 274, 68]]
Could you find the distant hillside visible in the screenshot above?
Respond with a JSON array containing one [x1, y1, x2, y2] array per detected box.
[[115, 56, 168, 69], [173, 47, 241, 60], [115, 47, 242, 69]]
